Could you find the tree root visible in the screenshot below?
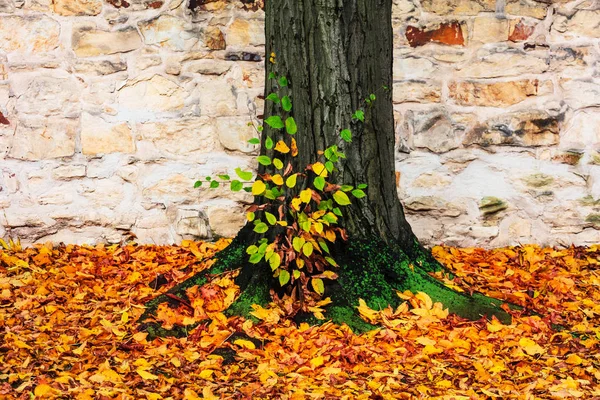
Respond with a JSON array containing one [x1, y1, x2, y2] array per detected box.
[[139, 235, 518, 338]]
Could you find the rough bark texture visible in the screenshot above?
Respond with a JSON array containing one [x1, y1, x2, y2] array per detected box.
[[263, 0, 415, 248]]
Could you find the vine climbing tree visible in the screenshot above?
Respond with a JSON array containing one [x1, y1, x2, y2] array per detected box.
[[139, 0, 515, 337]]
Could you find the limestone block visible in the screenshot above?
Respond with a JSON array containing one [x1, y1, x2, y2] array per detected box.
[[457, 47, 548, 78], [137, 118, 217, 159], [175, 209, 211, 239], [73, 59, 127, 75], [392, 80, 441, 103], [411, 171, 452, 188], [143, 173, 197, 204], [118, 75, 185, 113], [215, 116, 257, 153], [479, 196, 508, 215], [139, 15, 198, 51], [9, 118, 77, 160], [53, 0, 102, 15], [0, 0, 15, 12], [136, 56, 162, 71], [205, 202, 245, 238], [471, 16, 509, 44], [11, 73, 81, 118], [560, 79, 600, 110], [560, 110, 600, 151], [404, 196, 463, 217], [52, 165, 86, 180], [73, 26, 142, 57], [506, 0, 550, 20], [0, 16, 60, 54], [464, 111, 560, 147], [448, 80, 551, 107], [81, 113, 134, 155], [393, 57, 437, 80], [226, 18, 265, 47], [588, 166, 600, 200], [392, 0, 417, 17], [204, 26, 226, 50], [79, 178, 126, 209], [25, 0, 52, 11], [1, 169, 19, 193], [420, 0, 494, 15], [184, 59, 231, 75], [197, 79, 237, 116], [552, 10, 600, 39], [405, 109, 474, 153]]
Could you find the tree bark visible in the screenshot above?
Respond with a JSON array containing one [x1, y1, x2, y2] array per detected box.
[[263, 0, 416, 249]]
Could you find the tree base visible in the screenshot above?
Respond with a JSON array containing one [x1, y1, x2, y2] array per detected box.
[[138, 237, 514, 338]]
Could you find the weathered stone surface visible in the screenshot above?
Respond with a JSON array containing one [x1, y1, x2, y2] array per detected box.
[[393, 56, 437, 80], [506, 0, 549, 20], [136, 118, 217, 158], [215, 116, 258, 153], [479, 196, 508, 215], [509, 19, 536, 42], [205, 202, 245, 238], [405, 109, 474, 153], [197, 79, 237, 116], [143, 174, 196, 204], [411, 171, 452, 188], [11, 73, 81, 118], [404, 196, 463, 217], [81, 113, 134, 155], [458, 48, 548, 78], [73, 26, 142, 57], [73, 59, 127, 75], [0, 16, 60, 54], [204, 26, 226, 50], [406, 22, 465, 47], [420, 0, 494, 15], [464, 111, 560, 147], [118, 75, 185, 114], [448, 79, 550, 107], [226, 18, 264, 47], [392, 0, 417, 18], [393, 80, 441, 103], [522, 173, 554, 188], [52, 165, 86, 180], [0, 0, 15, 12], [139, 15, 197, 51], [184, 59, 231, 75], [136, 56, 162, 70], [471, 16, 509, 44], [9, 118, 77, 160], [174, 209, 210, 239], [552, 10, 600, 39], [53, 0, 102, 15], [560, 79, 600, 110], [560, 110, 600, 151]]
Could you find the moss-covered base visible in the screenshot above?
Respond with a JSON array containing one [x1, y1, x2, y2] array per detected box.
[[139, 235, 515, 338]]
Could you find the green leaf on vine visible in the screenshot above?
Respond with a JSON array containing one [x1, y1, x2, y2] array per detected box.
[[248, 138, 260, 145], [266, 93, 280, 103], [235, 168, 253, 181], [313, 176, 326, 191], [265, 212, 277, 225], [257, 155, 272, 166], [230, 180, 243, 192], [265, 116, 285, 129], [273, 158, 284, 169], [194, 181, 202, 188], [218, 174, 230, 180], [265, 136, 274, 150], [352, 110, 365, 122], [352, 189, 366, 199], [209, 180, 220, 189], [254, 222, 269, 234], [279, 76, 288, 87], [281, 96, 292, 112], [285, 117, 297, 135], [340, 129, 352, 143], [279, 269, 290, 286]]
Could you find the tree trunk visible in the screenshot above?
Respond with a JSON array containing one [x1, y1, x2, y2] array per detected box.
[[138, 0, 515, 337], [263, 0, 415, 248]]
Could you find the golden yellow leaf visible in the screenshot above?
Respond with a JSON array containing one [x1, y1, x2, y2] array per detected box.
[[566, 354, 583, 365], [34, 384, 54, 397], [272, 174, 284, 186], [519, 337, 545, 356], [300, 188, 312, 203], [233, 339, 256, 350], [252, 180, 266, 195], [312, 162, 328, 177], [136, 368, 159, 380], [199, 369, 215, 379], [274, 140, 290, 153], [310, 356, 324, 368]]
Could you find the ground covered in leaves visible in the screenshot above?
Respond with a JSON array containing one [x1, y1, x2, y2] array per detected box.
[[1, 238, 599, 399]]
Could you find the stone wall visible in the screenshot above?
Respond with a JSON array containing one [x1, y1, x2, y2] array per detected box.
[[0, 0, 598, 248]]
